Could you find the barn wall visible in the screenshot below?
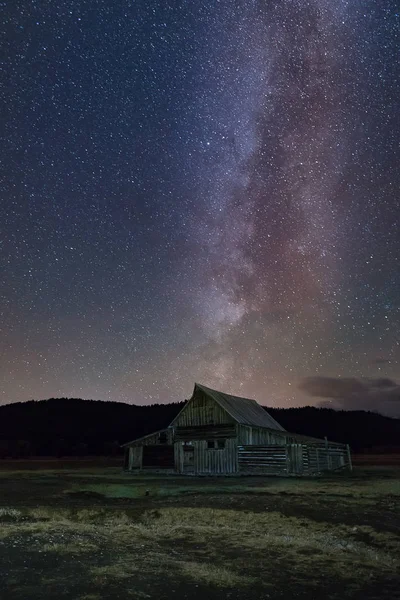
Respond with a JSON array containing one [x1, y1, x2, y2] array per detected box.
[[195, 439, 237, 474], [173, 439, 237, 474], [126, 439, 350, 475], [238, 443, 350, 475], [238, 445, 288, 474], [175, 424, 236, 440], [173, 391, 235, 427], [128, 446, 143, 470], [174, 441, 184, 473], [237, 425, 288, 445], [304, 444, 349, 473]]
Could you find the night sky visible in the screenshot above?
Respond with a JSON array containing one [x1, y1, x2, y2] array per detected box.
[[2, 1, 399, 415]]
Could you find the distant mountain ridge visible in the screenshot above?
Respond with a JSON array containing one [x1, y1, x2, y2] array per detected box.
[[0, 397, 399, 457]]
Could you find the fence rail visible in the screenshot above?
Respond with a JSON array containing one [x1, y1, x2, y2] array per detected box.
[[238, 443, 350, 475]]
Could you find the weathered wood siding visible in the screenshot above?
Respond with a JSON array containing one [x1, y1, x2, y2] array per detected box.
[[174, 391, 235, 427], [174, 439, 238, 474], [237, 425, 288, 445], [305, 445, 349, 473], [174, 441, 184, 473], [238, 445, 288, 474], [128, 446, 143, 470], [175, 424, 236, 441], [287, 444, 304, 474], [238, 443, 350, 475], [124, 448, 129, 469]]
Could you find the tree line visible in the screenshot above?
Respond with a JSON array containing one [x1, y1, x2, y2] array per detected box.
[[0, 397, 399, 458]]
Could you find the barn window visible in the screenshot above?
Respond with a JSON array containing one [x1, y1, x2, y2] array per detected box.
[[207, 440, 225, 449], [159, 432, 167, 444]]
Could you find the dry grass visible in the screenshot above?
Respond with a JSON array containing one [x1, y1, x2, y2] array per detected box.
[[90, 561, 139, 581], [1, 469, 399, 598], [0, 507, 22, 519], [42, 541, 99, 554], [30, 506, 72, 521], [179, 561, 253, 587], [1, 503, 398, 565], [108, 505, 398, 588], [2, 503, 397, 571], [0, 506, 101, 540]]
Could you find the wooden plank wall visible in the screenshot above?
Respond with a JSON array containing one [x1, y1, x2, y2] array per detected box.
[[128, 446, 143, 469], [175, 424, 236, 440], [129, 442, 350, 475], [305, 445, 349, 473], [238, 444, 350, 475], [174, 441, 183, 473], [287, 444, 304, 474], [237, 425, 288, 445], [238, 445, 287, 474], [174, 391, 234, 427], [175, 439, 238, 474]]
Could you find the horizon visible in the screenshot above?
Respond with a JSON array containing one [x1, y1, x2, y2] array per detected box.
[[1, 393, 399, 421]]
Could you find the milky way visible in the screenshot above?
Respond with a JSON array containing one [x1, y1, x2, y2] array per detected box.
[[2, 1, 399, 415]]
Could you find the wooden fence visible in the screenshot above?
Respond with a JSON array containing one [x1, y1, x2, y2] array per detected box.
[[238, 443, 351, 475]]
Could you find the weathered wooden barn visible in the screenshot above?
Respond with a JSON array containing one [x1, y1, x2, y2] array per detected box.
[[123, 383, 352, 476]]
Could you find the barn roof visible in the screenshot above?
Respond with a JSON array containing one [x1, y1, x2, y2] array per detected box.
[[185, 383, 286, 431], [121, 428, 170, 448]]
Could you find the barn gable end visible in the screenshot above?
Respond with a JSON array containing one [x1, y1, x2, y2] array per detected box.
[[171, 384, 236, 428], [171, 383, 284, 430]]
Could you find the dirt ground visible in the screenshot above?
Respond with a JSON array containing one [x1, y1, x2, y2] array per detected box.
[[0, 465, 399, 600]]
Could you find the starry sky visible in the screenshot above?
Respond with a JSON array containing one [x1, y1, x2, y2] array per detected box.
[[2, 1, 399, 415]]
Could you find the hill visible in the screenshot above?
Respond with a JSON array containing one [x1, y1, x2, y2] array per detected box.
[[0, 398, 182, 458], [0, 398, 399, 457]]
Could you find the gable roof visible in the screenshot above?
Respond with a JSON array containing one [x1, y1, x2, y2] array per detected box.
[[171, 383, 285, 431]]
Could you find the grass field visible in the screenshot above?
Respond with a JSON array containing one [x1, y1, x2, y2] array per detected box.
[[0, 466, 399, 600]]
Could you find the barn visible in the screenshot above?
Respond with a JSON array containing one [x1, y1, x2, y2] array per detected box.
[[123, 383, 352, 476]]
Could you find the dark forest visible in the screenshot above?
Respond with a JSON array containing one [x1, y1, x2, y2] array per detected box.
[[0, 398, 399, 458]]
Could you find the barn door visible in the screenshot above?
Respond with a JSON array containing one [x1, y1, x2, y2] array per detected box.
[[142, 445, 174, 468], [183, 444, 194, 472]]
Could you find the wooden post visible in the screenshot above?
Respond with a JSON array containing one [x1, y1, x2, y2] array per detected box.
[[128, 447, 133, 470], [316, 447, 320, 473], [346, 444, 353, 472], [298, 444, 304, 475], [285, 445, 290, 474], [138, 446, 143, 471], [124, 448, 129, 470], [324, 436, 330, 471]]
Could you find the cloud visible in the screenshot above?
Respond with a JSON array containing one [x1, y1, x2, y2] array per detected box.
[[299, 376, 400, 417], [370, 358, 391, 365]]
